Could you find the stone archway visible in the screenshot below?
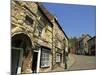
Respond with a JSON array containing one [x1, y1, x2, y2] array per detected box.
[[11, 33, 33, 75]]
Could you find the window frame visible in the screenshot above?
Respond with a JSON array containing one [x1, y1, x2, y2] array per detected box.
[[34, 21, 44, 37], [56, 52, 62, 63], [25, 15, 34, 26], [40, 47, 51, 68]]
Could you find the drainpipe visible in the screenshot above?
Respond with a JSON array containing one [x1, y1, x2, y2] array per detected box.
[[64, 39, 67, 69], [65, 39, 69, 69], [65, 47, 67, 69], [51, 19, 54, 70]]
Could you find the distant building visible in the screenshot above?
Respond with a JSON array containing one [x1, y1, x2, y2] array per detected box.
[[69, 47, 76, 54], [76, 34, 91, 55], [87, 36, 96, 55], [11, 1, 68, 74]]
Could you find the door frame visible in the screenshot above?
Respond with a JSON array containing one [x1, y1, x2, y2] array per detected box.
[[11, 47, 23, 74], [33, 48, 41, 73]]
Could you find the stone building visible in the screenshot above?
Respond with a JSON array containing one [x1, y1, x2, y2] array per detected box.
[[11, 0, 69, 75], [76, 34, 91, 55], [52, 17, 69, 71], [88, 36, 96, 55]]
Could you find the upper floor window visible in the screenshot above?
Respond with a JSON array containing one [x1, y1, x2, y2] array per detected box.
[[37, 24, 43, 35], [37, 10, 53, 27], [85, 43, 88, 48], [25, 15, 33, 25], [34, 22, 44, 37]]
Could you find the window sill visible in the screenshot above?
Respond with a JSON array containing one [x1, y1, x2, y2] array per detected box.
[[56, 62, 61, 64], [40, 65, 50, 68]]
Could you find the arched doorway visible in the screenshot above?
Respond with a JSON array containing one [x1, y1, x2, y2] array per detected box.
[[11, 33, 32, 75]]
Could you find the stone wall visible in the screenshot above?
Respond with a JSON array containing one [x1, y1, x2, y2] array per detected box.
[[52, 19, 68, 70], [11, 0, 68, 73]]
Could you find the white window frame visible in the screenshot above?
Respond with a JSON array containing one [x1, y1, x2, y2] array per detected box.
[[56, 53, 61, 63], [41, 48, 50, 68], [33, 49, 41, 73]]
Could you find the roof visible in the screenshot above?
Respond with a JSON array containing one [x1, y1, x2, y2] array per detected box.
[[79, 34, 92, 42], [36, 2, 69, 40], [54, 18, 69, 40], [36, 2, 54, 27], [88, 36, 96, 42]]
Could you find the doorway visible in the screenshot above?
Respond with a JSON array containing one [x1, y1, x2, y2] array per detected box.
[[32, 51, 38, 73], [11, 48, 20, 75], [11, 47, 23, 75], [11, 33, 32, 74]]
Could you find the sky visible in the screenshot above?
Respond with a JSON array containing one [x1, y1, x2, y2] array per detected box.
[[43, 3, 96, 38]]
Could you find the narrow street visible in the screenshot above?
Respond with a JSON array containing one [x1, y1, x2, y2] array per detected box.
[[67, 54, 96, 71]]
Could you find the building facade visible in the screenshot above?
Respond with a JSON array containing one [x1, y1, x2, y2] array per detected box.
[[52, 18, 69, 71], [88, 36, 96, 55], [11, 1, 68, 75], [76, 34, 91, 55]]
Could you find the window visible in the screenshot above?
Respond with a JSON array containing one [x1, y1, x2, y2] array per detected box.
[[35, 22, 44, 36], [37, 24, 43, 36], [41, 48, 50, 67], [56, 53, 61, 63], [37, 11, 46, 25], [25, 15, 33, 25], [85, 43, 87, 48], [37, 10, 53, 27]]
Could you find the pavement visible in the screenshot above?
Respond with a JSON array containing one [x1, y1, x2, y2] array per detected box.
[[67, 53, 76, 70]]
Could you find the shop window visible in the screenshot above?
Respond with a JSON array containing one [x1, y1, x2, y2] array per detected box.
[[41, 48, 50, 67]]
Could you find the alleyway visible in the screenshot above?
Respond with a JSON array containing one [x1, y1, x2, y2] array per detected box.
[[67, 54, 96, 71]]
